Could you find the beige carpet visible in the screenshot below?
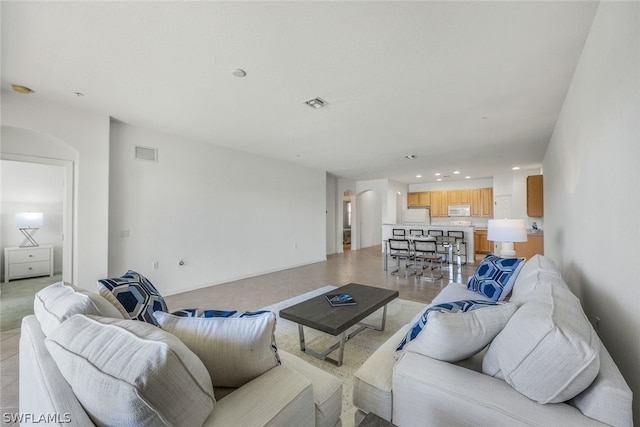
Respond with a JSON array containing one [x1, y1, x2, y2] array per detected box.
[[261, 286, 426, 427]]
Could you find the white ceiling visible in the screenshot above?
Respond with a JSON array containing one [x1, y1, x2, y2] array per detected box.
[[1, 1, 599, 184]]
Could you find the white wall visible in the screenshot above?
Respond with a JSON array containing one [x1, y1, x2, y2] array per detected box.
[[1, 161, 64, 276], [1, 91, 110, 288], [543, 2, 640, 422], [355, 179, 389, 249], [108, 121, 327, 295]]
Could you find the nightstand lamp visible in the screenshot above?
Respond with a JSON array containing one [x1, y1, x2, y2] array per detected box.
[[487, 218, 527, 257], [15, 212, 43, 247]]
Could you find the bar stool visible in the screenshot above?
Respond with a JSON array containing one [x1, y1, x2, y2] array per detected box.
[[392, 228, 406, 239], [413, 240, 443, 280], [427, 229, 444, 237], [409, 229, 424, 236], [447, 231, 467, 265], [388, 238, 415, 277]]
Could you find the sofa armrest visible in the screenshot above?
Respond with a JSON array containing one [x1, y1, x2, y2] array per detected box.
[[19, 315, 95, 427], [392, 351, 607, 427], [202, 364, 315, 427]]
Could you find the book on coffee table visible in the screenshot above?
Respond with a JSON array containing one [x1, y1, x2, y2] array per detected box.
[[326, 293, 357, 307]]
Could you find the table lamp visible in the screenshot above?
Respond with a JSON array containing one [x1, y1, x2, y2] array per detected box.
[[487, 218, 527, 257], [15, 212, 43, 247]]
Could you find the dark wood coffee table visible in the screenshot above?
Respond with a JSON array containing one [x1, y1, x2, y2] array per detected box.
[[279, 283, 399, 366]]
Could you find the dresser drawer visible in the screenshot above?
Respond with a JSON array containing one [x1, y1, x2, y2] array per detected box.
[[8, 261, 51, 278], [7, 248, 51, 263]]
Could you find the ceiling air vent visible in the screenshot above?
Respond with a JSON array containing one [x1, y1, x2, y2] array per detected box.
[[135, 146, 158, 162], [303, 97, 328, 109]]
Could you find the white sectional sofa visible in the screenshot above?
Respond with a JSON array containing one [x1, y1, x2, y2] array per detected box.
[[353, 255, 633, 426], [19, 281, 342, 427]]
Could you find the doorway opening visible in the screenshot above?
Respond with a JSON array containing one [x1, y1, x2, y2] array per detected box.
[[343, 191, 353, 251]]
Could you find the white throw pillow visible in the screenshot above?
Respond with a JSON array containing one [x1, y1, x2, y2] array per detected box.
[[396, 300, 519, 362], [483, 282, 600, 404], [154, 311, 281, 388], [45, 315, 215, 427], [33, 281, 124, 336]]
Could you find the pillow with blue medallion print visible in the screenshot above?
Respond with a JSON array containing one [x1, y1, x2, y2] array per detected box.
[[97, 270, 168, 325], [396, 300, 519, 362], [467, 254, 525, 301]]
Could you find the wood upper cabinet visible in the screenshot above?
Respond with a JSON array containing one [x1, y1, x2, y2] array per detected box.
[[480, 187, 493, 217], [527, 175, 544, 217], [430, 191, 448, 217], [470, 189, 481, 216], [407, 192, 431, 208], [419, 192, 430, 207], [447, 189, 471, 206], [408, 187, 491, 217], [470, 188, 492, 217], [407, 192, 420, 207]]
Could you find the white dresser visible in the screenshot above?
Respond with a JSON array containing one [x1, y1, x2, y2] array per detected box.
[[4, 245, 54, 283]]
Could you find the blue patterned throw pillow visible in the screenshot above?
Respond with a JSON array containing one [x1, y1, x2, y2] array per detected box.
[[97, 270, 168, 325], [397, 300, 506, 353], [467, 254, 525, 301]]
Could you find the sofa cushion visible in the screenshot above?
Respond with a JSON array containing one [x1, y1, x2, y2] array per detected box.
[[483, 282, 600, 403], [153, 311, 280, 388], [44, 314, 215, 427], [511, 254, 565, 300], [397, 300, 518, 362], [467, 254, 525, 301], [33, 281, 124, 336], [431, 282, 493, 305], [97, 270, 168, 324]]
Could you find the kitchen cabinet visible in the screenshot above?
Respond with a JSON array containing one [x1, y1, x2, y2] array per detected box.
[[474, 230, 492, 254], [4, 245, 54, 283], [430, 191, 448, 217], [407, 192, 420, 207], [480, 188, 493, 217], [470, 188, 493, 217], [527, 175, 544, 217], [409, 187, 491, 217], [515, 234, 544, 259], [407, 192, 431, 208], [447, 189, 471, 206]]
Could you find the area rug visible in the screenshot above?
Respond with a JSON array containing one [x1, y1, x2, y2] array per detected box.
[[261, 286, 426, 427]]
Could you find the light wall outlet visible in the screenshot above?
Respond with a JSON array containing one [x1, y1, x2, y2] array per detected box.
[[152, 261, 159, 269]]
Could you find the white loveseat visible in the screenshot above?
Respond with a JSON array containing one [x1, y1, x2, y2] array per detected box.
[[19, 282, 342, 427], [353, 255, 633, 426]]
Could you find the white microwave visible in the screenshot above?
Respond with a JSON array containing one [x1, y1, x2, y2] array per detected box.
[[448, 205, 471, 217]]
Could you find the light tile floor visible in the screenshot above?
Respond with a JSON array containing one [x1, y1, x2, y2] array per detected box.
[[0, 246, 478, 425]]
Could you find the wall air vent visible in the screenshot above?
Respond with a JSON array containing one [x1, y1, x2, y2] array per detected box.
[[303, 97, 328, 109], [135, 146, 158, 162]]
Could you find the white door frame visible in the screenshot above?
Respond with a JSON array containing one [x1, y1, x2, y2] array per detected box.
[[1, 154, 74, 283]]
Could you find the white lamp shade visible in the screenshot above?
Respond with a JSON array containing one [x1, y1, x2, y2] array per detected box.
[[487, 219, 527, 242], [15, 212, 43, 228]]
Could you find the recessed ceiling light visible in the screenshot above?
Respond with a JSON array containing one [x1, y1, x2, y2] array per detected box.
[[436, 178, 443, 182], [465, 176, 471, 179], [416, 174, 422, 178], [11, 84, 33, 94], [434, 172, 441, 176], [512, 166, 521, 170], [453, 171, 460, 174], [231, 69, 247, 78], [304, 97, 328, 109]]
